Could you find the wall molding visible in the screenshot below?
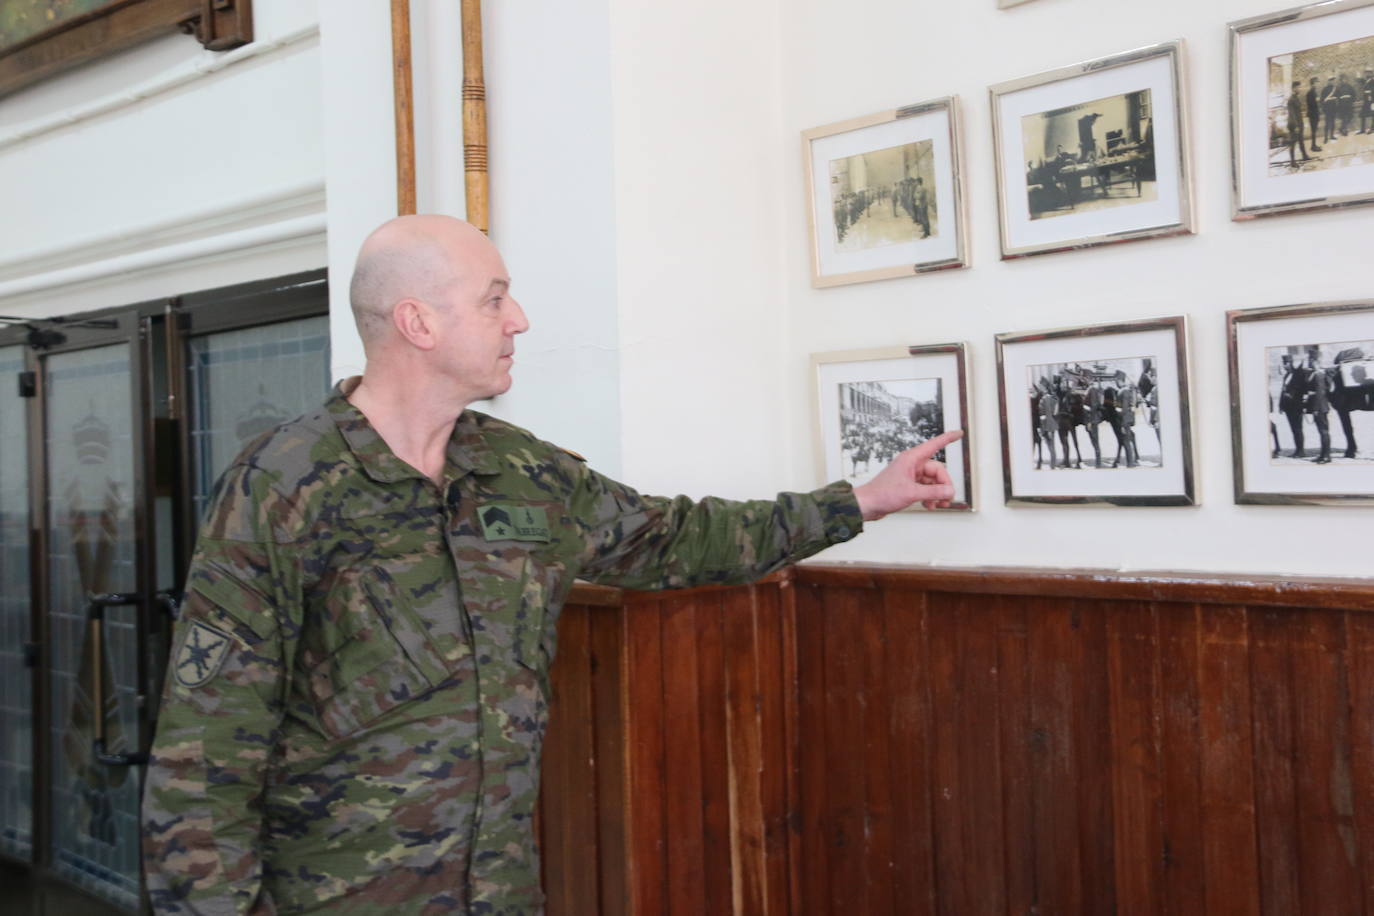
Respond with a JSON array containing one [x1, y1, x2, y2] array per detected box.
[[0, 22, 318, 153]]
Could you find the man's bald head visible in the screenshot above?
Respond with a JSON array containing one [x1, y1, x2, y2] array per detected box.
[[348, 215, 490, 349]]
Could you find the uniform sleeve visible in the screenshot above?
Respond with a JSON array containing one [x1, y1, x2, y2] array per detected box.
[[142, 467, 302, 916], [571, 464, 863, 591]]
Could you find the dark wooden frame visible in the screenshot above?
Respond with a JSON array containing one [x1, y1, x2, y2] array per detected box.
[[0, 0, 252, 100]]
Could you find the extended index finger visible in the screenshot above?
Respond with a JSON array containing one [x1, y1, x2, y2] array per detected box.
[[909, 429, 964, 463]]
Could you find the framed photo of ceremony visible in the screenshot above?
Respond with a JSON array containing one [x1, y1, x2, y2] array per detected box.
[[802, 97, 969, 288], [989, 41, 1194, 259], [812, 344, 973, 511], [1230, 0, 1374, 219], [1227, 300, 1374, 504], [995, 316, 1196, 506]]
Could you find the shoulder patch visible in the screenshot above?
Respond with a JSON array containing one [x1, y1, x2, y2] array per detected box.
[[173, 621, 233, 688]]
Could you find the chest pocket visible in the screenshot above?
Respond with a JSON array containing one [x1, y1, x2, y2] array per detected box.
[[305, 566, 455, 740]]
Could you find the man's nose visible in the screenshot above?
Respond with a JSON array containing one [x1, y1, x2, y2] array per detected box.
[[507, 298, 530, 335]]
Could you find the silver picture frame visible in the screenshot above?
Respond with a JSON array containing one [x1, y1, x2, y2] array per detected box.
[[811, 343, 974, 511], [802, 97, 969, 288], [1230, 0, 1374, 219], [1227, 300, 1374, 504], [989, 41, 1195, 259], [995, 316, 1196, 506]]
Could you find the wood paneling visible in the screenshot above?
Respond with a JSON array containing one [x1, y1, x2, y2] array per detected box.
[[541, 566, 1374, 915]]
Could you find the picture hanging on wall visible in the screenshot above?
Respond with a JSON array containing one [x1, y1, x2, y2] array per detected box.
[[1230, 0, 1374, 219], [995, 316, 1196, 506], [989, 41, 1194, 259], [802, 97, 968, 287], [812, 344, 973, 511], [1227, 300, 1374, 504]]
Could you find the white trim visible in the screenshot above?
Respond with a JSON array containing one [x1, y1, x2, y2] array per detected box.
[[0, 23, 319, 153], [0, 213, 326, 300], [0, 180, 324, 280]]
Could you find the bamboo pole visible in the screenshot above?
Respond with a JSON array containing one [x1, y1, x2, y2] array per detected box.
[[391, 0, 417, 216], [460, 0, 489, 234]]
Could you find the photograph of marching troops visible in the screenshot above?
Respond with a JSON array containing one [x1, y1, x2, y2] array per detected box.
[[1267, 339, 1374, 464], [829, 139, 938, 252], [1020, 89, 1158, 220], [1268, 34, 1374, 174], [1027, 356, 1162, 471], [837, 377, 945, 484]]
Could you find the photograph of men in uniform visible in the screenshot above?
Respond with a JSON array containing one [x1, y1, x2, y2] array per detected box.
[[827, 140, 938, 252], [1267, 35, 1374, 175], [141, 215, 962, 915]]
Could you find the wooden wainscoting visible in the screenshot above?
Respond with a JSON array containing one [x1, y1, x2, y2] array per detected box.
[[539, 566, 1374, 915]]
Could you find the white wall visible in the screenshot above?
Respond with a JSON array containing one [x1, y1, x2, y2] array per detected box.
[[774, 0, 1370, 576], [0, 0, 325, 320]]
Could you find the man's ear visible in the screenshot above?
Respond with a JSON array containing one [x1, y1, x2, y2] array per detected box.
[[393, 298, 437, 350]]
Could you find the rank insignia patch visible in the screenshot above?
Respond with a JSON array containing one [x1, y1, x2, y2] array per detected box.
[[174, 621, 232, 688], [479, 504, 551, 542]]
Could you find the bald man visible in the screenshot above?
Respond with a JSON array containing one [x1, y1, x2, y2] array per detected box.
[[142, 215, 960, 915]]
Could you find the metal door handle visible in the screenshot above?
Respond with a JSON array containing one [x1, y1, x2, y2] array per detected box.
[[85, 592, 149, 766]]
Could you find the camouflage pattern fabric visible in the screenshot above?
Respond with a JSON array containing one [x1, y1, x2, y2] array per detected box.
[[143, 379, 863, 915]]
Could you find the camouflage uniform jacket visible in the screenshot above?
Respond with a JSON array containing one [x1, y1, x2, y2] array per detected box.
[[143, 380, 863, 915]]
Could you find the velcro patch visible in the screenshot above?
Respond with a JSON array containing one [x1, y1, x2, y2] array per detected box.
[[479, 504, 551, 542], [174, 621, 232, 688]]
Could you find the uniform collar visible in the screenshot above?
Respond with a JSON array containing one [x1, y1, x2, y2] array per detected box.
[[327, 377, 502, 484]]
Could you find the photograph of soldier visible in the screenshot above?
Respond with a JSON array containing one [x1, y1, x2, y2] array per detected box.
[[1025, 356, 1162, 470], [1267, 338, 1374, 464], [1267, 34, 1374, 175], [828, 139, 937, 252], [837, 377, 945, 485], [1020, 88, 1157, 220]]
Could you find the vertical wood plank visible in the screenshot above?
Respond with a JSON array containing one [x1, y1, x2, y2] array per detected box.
[[1106, 600, 1164, 916], [858, 583, 895, 915], [660, 596, 706, 914], [1073, 599, 1117, 915], [778, 579, 805, 915], [625, 597, 667, 915], [795, 583, 831, 911], [1197, 604, 1261, 915], [1026, 599, 1084, 915], [947, 592, 1007, 914], [883, 586, 936, 916], [723, 587, 768, 915], [541, 603, 598, 915], [753, 584, 791, 916], [925, 587, 966, 916], [995, 595, 1037, 916], [822, 588, 869, 916], [695, 595, 732, 916], [1347, 610, 1374, 913], [1157, 602, 1206, 916], [1291, 608, 1359, 914], [590, 604, 628, 916], [1248, 606, 1300, 915]]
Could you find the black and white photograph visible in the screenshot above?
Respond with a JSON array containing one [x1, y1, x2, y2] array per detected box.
[[1020, 90, 1157, 220], [997, 317, 1195, 506], [1024, 356, 1164, 472], [804, 98, 967, 287], [837, 377, 945, 482], [1232, 0, 1374, 218], [1266, 38, 1374, 176], [991, 41, 1192, 258], [1229, 300, 1374, 504], [829, 140, 938, 251], [813, 344, 972, 511]]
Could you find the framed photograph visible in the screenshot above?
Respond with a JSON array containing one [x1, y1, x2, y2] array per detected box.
[[995, 316, 1195, 506], [1230, 0, 1374, 219], [989, 41, 1194, 258], [1227, 300, 1374, 504], [802, 97, 968, 288], [812, 344, 973, 511]]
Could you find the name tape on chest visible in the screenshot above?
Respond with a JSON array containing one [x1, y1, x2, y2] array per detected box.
[[478, 504, 551, 542]]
